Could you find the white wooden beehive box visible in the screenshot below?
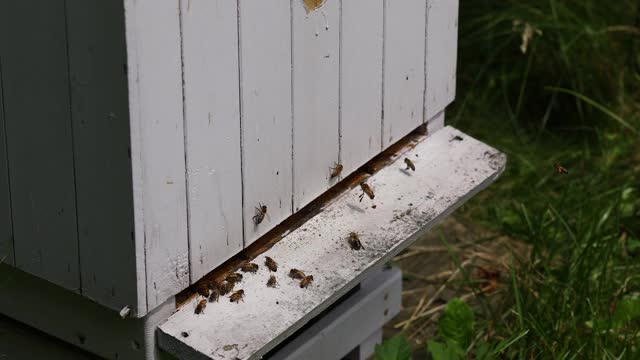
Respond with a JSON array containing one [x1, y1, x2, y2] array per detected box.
[[0, 1, 504, 359]]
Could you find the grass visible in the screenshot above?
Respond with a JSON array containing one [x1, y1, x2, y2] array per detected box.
[[379, 0, 640, 359]]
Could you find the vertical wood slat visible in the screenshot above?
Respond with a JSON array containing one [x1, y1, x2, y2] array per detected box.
[[0, 1, 80, 290], [239, 1, 294, 245], [123, 0, 189, 310], [291, 0, 341, 211], [424, 0, 459, 120], [180, 0, 243, 282], [65, 0, 138, 311], [382, 0, 427, 149], [0, 60, 14, 266], [340, 0, 384, 176]]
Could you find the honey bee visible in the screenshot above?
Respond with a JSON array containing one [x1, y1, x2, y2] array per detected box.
[[195, 299, 207, 314], [300, 275, 314, 288], [218, 281, 234, 296], [226, 273, 243, 283], [265, 256, 278, 272], [348, 232, 364, 250], [289, 269, 306, 280], [241, 262, 259, 273], [554, 163, 568, 174], [230, 289, 245, 303], [267, 275, 278, 288], [253, 203, 267, 225], [404, 158, 415, 171], [196, 282, 210, 297], [330, 163, 344, 178], [359, 182, 375, 202], [208, 287, 220, 303]]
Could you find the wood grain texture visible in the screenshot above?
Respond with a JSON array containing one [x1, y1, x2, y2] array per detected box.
[[424, 0, 459, 120], [239, 1, 293, 245], [158, 126, 506, 360], [0, 1, 79, 290], [292, 0, 340, 211], [0, 60, 13, 266], [123, 0, 189, 312], [339, 0, 384, 178], [65, 0, 138, 312], [180, 0, 244, 282], [382, 0, 426, 148]]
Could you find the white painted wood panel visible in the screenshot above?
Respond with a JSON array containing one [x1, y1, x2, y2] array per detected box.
[[424, 0, 459, 120], [427, 110, 445, 136], [180, 0, 244, 283], [292, 0, 340, 211], [158, 126, 507, 360], [340, 0, 384, 176], [123, 0, 189, 312], [0, 61, 13, 267], [382, 0, 426, 148], [239, 1, 293, 244]]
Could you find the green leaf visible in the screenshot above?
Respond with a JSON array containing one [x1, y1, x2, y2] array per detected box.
[[475, 342, 495, 360], [375, 335, 411, 360], [426, 340, 464, 360], [612, 294, 640, 329], [437, 298, 475, 348]]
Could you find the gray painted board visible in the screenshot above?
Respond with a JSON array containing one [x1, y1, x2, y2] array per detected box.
[[0, 58, 13, 266]]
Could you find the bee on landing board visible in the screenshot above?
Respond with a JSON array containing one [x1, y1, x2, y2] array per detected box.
[[267, 275, 278, 288], [554, 163, 568, 174], [218, 281, 234, 296], [230, 289, 245, 303], [226, 273, 243, 284], [289, 269, 306, 280], [359, 182, 375, 202], [195, 299, 207, 314], [404, 158, 416, 171], [241, 262, 259, 273], [330, 163, 343, 178], [300, 275, 314, 288], [196, 282, 210, 298], [253, 203, 267, 225], [348, 232, 365, 250], [208, 287, 220, 303], [265, 256, 278, 272]]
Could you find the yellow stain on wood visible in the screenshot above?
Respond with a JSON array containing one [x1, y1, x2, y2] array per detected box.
[[303, 0, 326, 14]]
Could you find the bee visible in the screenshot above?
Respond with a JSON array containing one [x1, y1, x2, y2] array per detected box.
[[289, 269, 306, 280], [195, 299, 207, 314], [265, 256, 278, 272], [218, 281, 234, 296], [226, 273, 243, 283], [554, 163, 568, 174], [404, 158, 415, 171], [196, 282, 210, 297], [208, 287, 220, 303], [267, 275, 278, 288], [253, 203, 268, 225], [300, 275, 314, 288], [330, 163, 344, 178], [230, 289, 245, 303], [241, 262, 259, 273], [358, 182, 375, 202], [348, 232, 364, 250]]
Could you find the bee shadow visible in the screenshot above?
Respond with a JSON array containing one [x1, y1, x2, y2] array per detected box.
[[400, 168, 413, 176], [347, 203, 367, 213]]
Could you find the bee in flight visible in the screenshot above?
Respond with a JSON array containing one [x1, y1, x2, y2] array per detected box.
[[230, 289, 245, 303], [265, 256, 278, 272], [330, 163, 344, 178], [300, 275, 314, 288], [267, 275, 278, 288], [241, 262, 259, 273], [348, 232, 364, 250], [554, 163, 568, 174], [194, 299, 207, 314], [359, 182, 375, 202], [253, 203, 268, 225], [404, 158, 415, 171]]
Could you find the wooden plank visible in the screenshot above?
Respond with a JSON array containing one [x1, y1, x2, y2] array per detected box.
[[239, 1, 293, 245], [0, 59, 13, 266], [123, 0, 189, 312], [65, 0, 138, 312], [424, 0, 459, 120], [339, 0, 384, 177], [382, 0, 427, 148], [0, 1, 79, 290], [180, 0, 244, 282], [157, 126, 507, 360], [291, 0, 340, 211], [427, 110, 445, 136]]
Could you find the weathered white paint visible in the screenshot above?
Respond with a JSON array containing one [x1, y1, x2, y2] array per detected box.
[[427, 110, 445, 136], [340, 0, 384, 176], [180, 0, 244, 283], [424, 0, 459, 120], [158, 127, 506, 360], [382, 0, 426, 148], [124, 0, 189, 312], [292, 0, 341, 211], [239, 1, 294, 244]]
